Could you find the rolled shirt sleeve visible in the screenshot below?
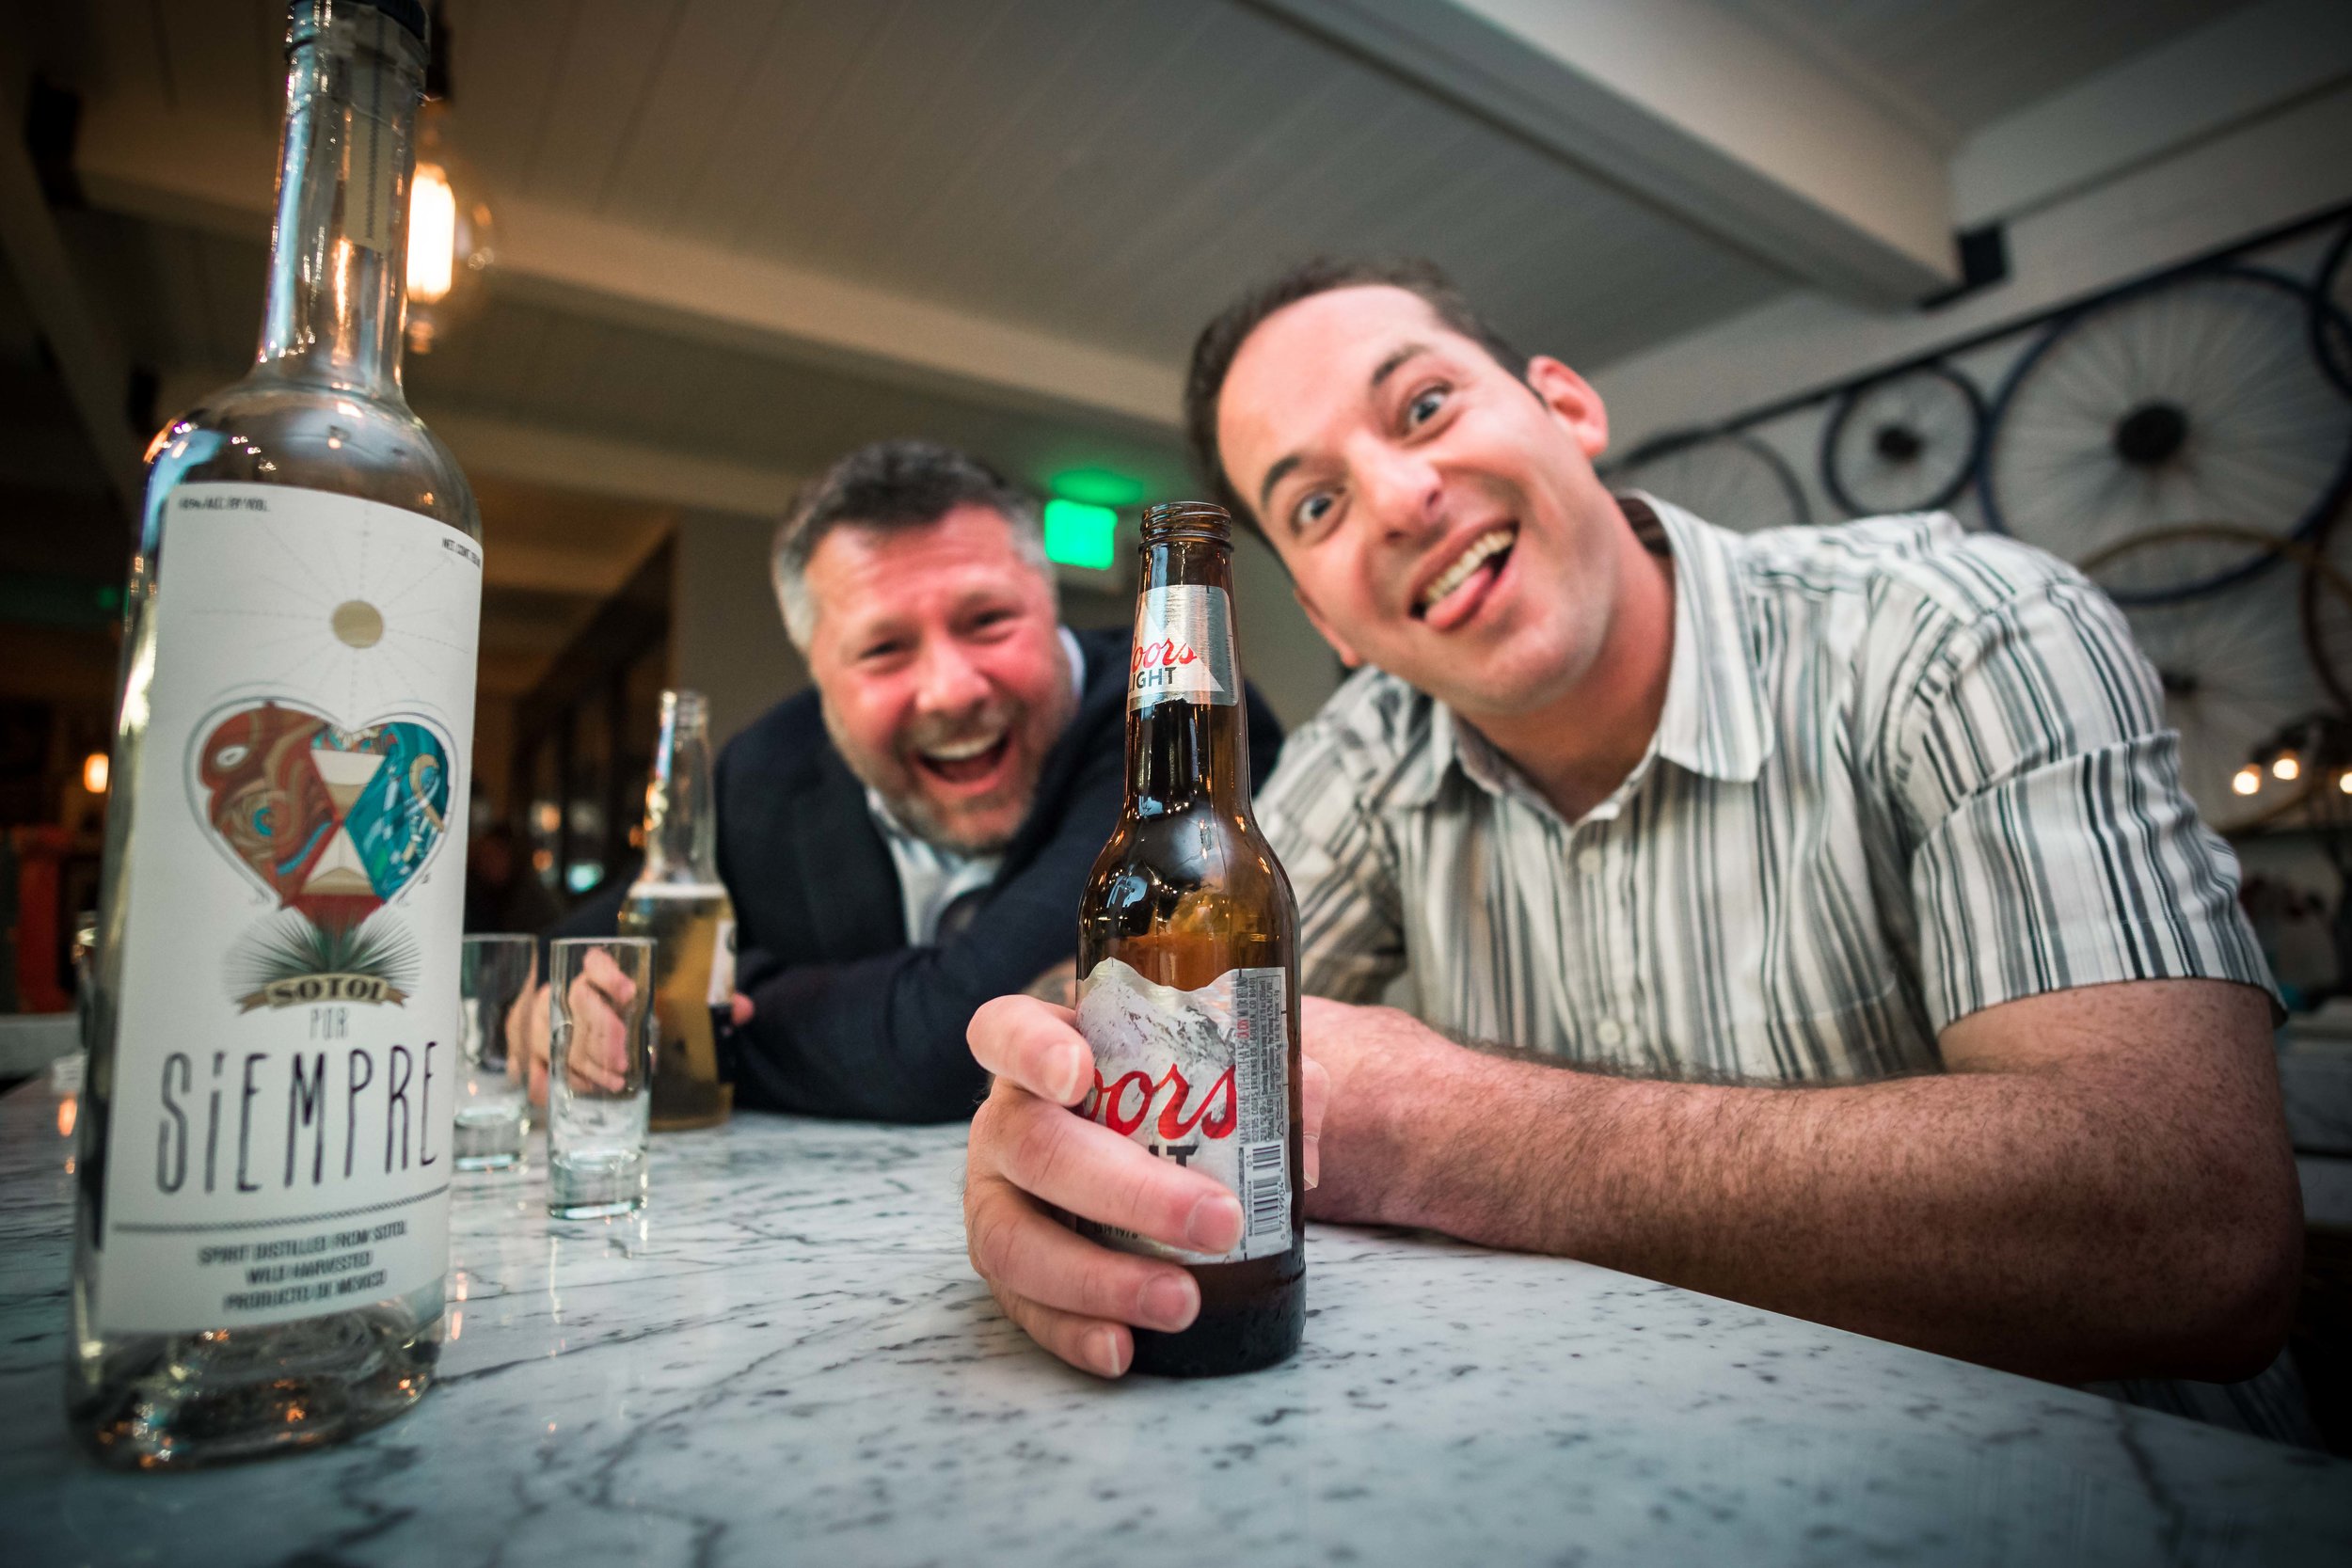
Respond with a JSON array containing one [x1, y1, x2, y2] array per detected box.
[[1888, 562, 2276, 1032]]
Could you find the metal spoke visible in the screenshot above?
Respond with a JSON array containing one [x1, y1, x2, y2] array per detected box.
[[1820, 362, 1983, 517], [1605, 430, 1811, 532], [2080, 524, 2352, 829], [1981, 267, 2352, 603]]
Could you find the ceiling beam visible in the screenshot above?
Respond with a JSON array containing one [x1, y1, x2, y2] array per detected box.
[[79, 98, 1184, 434], [1590, 80, 2352, 444], [1951, 0, 2352, 226], [475, 534, 673, 598], [419, 405, 800, 518], [1252, 0, 1958, 303], [155, 367, 798, 520], [0, 71, 142, 516]]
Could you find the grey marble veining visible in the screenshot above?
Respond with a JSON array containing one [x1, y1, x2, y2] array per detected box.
[[2, 1080, 2346, 1568]]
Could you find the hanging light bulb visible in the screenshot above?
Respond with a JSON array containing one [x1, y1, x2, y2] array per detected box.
[[2271, 751, 2301, 782], [404, 5, 495, 353], [82, 752, 109, 793], [2232, 765, 2264, 797], [408, 163, 458, 303], [2338, 770, 2352, 795]]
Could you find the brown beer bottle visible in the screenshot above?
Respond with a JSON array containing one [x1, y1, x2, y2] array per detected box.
[[1075, 500, 1303, 1376]]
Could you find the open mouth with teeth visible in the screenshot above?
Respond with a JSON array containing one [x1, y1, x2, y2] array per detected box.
[[1413, 524, 1518, 629], [911, 729, 1012, 789]]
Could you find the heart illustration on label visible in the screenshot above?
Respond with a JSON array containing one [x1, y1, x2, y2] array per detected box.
[[195, 702, 452, 933]]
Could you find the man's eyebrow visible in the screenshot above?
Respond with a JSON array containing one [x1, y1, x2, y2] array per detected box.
[[1253, 343, 1436, 522], [1257, 453, 1301, 521], [1370, 341, 1433, 388]]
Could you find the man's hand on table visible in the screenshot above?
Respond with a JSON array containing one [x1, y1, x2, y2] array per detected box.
[[508, 948, 646, 1105], [1295, 996, 1460, 1227], [1022, 958, 1078, 1009], [505, 975, 548, 1105], [963, 993, 1329, 1378]]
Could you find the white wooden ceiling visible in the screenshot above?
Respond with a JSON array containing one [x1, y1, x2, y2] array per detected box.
[[21, 0, 2280, 525], [1715, 0, 2245, 138], [83, 209, 1200, 499], [66, 0, 1796, 370]]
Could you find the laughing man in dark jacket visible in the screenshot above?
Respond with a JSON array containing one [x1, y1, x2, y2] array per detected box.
[[538, 439, 1280, 1122]]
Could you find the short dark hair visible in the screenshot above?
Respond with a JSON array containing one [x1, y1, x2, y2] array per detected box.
[[771, 438, 1046, 644], [1182, 257, 1527, 531]]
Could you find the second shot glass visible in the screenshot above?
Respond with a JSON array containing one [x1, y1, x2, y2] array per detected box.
[[455, 934, 535, 1171], [546, 937, 656, 1219]]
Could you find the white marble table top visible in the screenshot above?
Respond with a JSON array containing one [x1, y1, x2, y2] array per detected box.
[[2, 1077, 2346, 1568]]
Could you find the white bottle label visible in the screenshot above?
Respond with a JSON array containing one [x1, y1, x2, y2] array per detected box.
[[96, 483, 481, 1334], [1128, 585, 1239, 710], [1075, 958, 1293, 1263]]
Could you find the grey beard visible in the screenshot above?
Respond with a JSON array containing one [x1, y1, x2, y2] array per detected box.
[[820, 702, 1021, 858], [876, 784, 1018, 858]]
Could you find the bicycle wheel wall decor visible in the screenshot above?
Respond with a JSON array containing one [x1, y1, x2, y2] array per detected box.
[[2312, 220, 2352, 397], [2306, 505, 2352, 714], [1979, 266, 2352, 605], [1604, 428, 1811, 532], [1820, 361, 1984, 517]]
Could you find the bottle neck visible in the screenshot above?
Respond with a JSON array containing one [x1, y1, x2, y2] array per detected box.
[[257, 6, 426, 399], [1125, 535, 1251, 816], [642, 698, 720, 882]]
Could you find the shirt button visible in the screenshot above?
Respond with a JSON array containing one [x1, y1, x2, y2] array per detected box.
[[1577, 847, 1604, 874], [1595, 1019, 1624, 1048]]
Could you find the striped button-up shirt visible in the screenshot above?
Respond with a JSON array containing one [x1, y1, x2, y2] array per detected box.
[[1259, 498, 2272, 1081]]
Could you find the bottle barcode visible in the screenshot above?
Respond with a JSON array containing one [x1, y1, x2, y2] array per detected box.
[[1244, 1140, 1288, 1238]]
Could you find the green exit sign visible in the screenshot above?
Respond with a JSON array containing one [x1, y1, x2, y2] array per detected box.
[[1043, 499, 1119, 571]]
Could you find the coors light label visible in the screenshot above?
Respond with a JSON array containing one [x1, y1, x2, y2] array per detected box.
[[1075, 957, 1291, 1263], [1128, 584, 1239, 710]]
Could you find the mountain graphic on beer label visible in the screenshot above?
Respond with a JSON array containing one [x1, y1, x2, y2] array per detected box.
[[1077, 958, 1240, 1144], [193, 699, 450, 1010], [1074, 957, 1288, 1264], [1128, 585, 1237, 708]]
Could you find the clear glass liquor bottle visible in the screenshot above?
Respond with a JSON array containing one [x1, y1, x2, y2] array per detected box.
[[620, 691, 737, 1131], [70, 0, 482, 1467]]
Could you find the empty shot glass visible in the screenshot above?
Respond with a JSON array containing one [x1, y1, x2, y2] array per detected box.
[[455, 935, 535, 1171], [546, 937, 656, 1219]]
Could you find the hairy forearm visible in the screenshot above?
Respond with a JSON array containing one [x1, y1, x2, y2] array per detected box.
[[1362, 1006, 2296, 1382]]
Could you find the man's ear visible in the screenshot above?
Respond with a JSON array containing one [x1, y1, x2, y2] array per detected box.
[[1292, 581, 1364, 669], [1526, 356, 1609, 461]]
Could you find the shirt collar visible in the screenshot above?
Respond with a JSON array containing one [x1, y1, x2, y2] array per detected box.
[[1635, 494, 1775, 784], [1397, 495, 1774, 811]]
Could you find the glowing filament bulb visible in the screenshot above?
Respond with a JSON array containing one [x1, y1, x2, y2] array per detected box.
[[407, 165, 457, 303], [2232, 765, 2263, 797], [2272, 752, 2301, 782]]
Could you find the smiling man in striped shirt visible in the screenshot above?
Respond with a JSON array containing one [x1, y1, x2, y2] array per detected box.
[[961, 260, 2303, 1424]]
